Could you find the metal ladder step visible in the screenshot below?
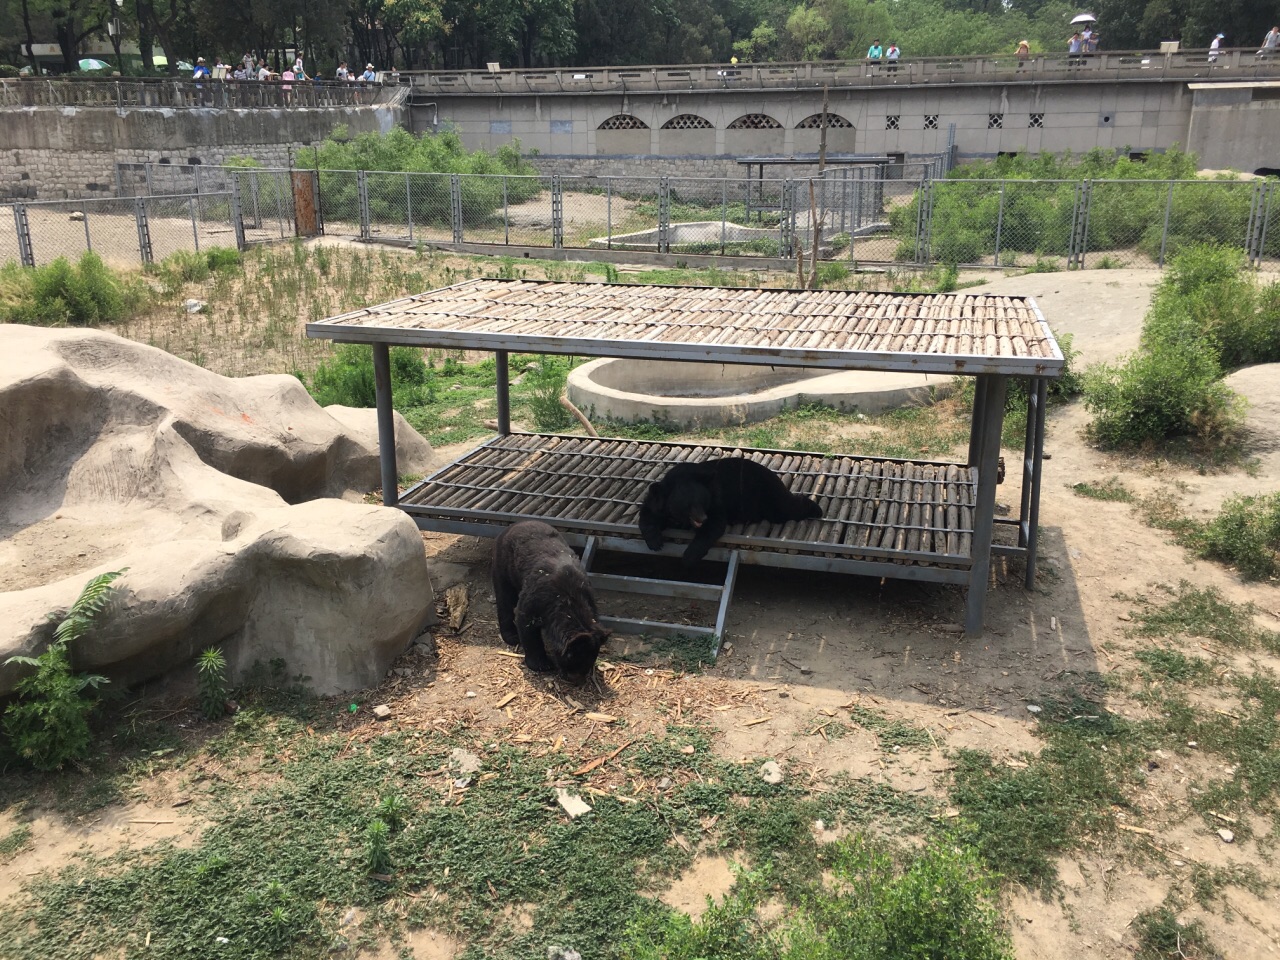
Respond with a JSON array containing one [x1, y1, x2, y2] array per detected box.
[[581, 537, 740, 659]]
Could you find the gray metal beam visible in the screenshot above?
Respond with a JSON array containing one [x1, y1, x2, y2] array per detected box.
[[495, 350, 511, 436], [372, 342, 399, 507], [964, 373, 1007, 636]]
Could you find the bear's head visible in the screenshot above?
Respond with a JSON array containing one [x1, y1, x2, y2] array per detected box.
[[555, 623, 612, 685], [642, 477, 712, 533]]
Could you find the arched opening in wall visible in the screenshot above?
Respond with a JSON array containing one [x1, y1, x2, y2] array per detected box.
[[727, 114, 782, 130], [597, 115, 649, 130], [1256, 167, 1280, 177], [658, 114, 715, 155], [793, 113, 855, 154], [187, 157, 202, 165], [597, 114, 651, 155], [795, 113, 853, 129], [661, 114, 713, 130]]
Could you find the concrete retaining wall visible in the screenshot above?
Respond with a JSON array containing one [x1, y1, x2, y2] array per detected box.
[[0, 102, 406, 199]]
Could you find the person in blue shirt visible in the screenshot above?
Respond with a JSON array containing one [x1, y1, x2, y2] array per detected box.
[[192, 57, 210, 80], [361, 63, 377, 82], [867, 41, 883, 61]]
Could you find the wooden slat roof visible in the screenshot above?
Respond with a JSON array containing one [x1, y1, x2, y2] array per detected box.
[[307, 279, 1063, 376]]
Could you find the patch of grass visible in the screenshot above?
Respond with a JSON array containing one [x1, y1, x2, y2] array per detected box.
[[848, 706, 933, 751], [948, 693, 1136, 891], [0, 718, 932, 960], [619, 835, 1012, 960], [616, 633, 719, 673], [1124, 581, 1279, 652], [1070, 477, 1135, 503], [1132, 904, 1219, 960], [0, 252, 148, 327], [1191, 492, 1280, 581], [1189, 861, 1268, 910], [1133, 647, 1215, 685], [0, 823, 32, 862]]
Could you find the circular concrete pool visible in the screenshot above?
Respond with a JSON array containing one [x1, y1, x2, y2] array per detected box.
[[566, 359, 955, 429]]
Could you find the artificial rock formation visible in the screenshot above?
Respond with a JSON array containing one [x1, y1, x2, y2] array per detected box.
[[0, 324, 436, 696]]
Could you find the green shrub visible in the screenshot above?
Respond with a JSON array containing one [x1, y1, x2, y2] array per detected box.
[[309, 344, 435, 409], [1190, 492, 1280, 581], [154, 247, 242, 291], [526, 356, 573, 432], [2, 571, 123, 771], [1132, 905, 1218, 960], [197, 647, 228, 721], [1083, 339, 1242, 451], [0, 252, 143, 327]]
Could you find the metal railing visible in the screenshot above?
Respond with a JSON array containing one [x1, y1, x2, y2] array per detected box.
[[3, 191, 244, 268], [0, 78, 408, 109], [407, 48, 1280, 96], [9, 161, 1270, 273]]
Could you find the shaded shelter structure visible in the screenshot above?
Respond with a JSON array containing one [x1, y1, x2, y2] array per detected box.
[[307, 280, 1063, 641]]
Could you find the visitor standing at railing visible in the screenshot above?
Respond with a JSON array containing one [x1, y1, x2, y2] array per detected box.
[[1262, 26, 1280, 56], [257, 59, 271, 81], [192, 57, 210, 105], [281, 65, 295, 105], [886, 42, 900, 73], [1088, 32, 1101, 53], [1016, 39, 1031, 68], [336, 61, 350, 81], [867, 40, 883, 62], [1067, 32, 1083, 65], [1209, 33, 1223, 62]]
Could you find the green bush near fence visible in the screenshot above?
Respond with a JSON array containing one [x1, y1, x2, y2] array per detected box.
[[1083, 244, 1277, 452], [0, 252, 148, 326], [891, 148, 1265, 264], [291, 126, 542, 228]]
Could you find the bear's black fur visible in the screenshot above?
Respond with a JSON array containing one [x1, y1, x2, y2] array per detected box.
[[492, 520, 610, 682], [638, 457, 823, 564]]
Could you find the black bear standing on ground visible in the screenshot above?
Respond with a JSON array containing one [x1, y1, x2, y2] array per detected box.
[[638, 457, 823, 565], [492, 520, 610, 683]]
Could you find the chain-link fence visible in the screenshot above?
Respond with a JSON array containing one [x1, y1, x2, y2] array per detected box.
[[4, 193, 242, 269]]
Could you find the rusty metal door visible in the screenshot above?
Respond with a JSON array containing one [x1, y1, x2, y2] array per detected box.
[[292, 171, 320, 236]]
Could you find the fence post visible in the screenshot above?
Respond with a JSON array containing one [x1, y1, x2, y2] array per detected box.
[[134, 197, 153, 264], [503, 177, 510, 245], [13, 203, 35, 267], [144, 163, 153, 197], [605, 178, 612, 249], [657, 176, 670, 254], [194, 164, 203, 196], [720, 178, 727, 256], [230, 177, 247, 251], [915, 180, 933, 265], [551, 175, 563, 249], [114, 163, 124, 198], [81, 200, 92, 252], [450, 173, 463, 243], [358, 170, 372, 241], [189, 196, 200, 253], [1246, 180, 1268, 267], [1258, 182, 1274, 269], [405, 172, 414, 242], [1068, 180, 1090, 269], [250, 172, 262, 228], [993, 181, 1006, 267], [311, 171, 324, 235], [1158, 180, 1174, 268]]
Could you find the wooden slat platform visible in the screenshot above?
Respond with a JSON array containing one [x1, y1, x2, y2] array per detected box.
[[402, 433, 978, 569]]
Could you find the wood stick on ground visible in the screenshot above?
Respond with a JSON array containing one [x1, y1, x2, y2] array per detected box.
[[560, 391, 598, 436]]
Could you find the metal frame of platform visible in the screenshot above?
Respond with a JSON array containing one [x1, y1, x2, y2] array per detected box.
[[307, 278, 1062, 636]]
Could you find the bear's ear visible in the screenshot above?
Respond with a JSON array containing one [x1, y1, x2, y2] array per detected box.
[[645, 482, 664, 506]]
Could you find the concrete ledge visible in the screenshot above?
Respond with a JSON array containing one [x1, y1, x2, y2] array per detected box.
[[567, 358, 956, 428]]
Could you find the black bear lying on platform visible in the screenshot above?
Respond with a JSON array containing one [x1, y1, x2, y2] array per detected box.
[[492, 520, 610, 683], [639, 457, 823, 565]]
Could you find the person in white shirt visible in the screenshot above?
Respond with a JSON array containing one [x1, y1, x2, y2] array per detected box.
[[257, 59, 271, 81], [1209, 33, 1223, 61], [336, 61, 350, 81], [1260, 27, 1279, 56]]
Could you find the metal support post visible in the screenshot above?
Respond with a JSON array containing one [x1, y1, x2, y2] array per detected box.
[[114, 164, 124, 198], [450, 174, 463, 243], [144, 163, 153, 197], [82, 200, 91, 251], [657, 176, 670, 254], [964, 373, 1008, 636], [189, 196, 200, 253], [503, 177, 510, 245], [993, 181, 1006, 266], [915, 180, 933, 265], [229, 178, 247, 251], [1021, 378, 1047, 588], [371, 343, 399, 507], [13, 203, 35, 267], [405, 172, 414, 242], [1258, 182, 1274, 269], [358, 170, 372, 240], [720, 179, 727, 256], [194, 164, 203, 196], [551, 176, 563, 249], [968, 375, 989, 466], [250, 172, 262, 229], [494, 350, 511, 436], [1158, 180, 1174, 267], [311, 171, 324, 235], [134, 197, 153, 264], [606, 178, 612, 249]]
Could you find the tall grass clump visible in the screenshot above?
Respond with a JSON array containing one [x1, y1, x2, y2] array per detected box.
[[0, 253, 147, 326], [153, 247, 242, 292], [1083, 244, 1274, 452], [526, 356, 574, 431], [1184, 493, 1280, 581], [308, 344, 436, 409]]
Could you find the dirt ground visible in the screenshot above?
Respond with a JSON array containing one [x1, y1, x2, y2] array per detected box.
[[3, 264, 1279, 958]]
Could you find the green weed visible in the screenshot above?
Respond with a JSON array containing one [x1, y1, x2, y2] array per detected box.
[[1133, 647, 1214, 685], [1124, 581, 1279, 651], [0, 252, 145, 326], [1132, 904, 1218, 960], [197, 647, 228, 721], [1191, 492, 1280, 581], [0, 823, 32, 862], [1070, 477, 1135, 502], [848, 706, 933, 751]]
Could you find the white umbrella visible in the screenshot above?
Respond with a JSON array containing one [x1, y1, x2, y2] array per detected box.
[[78, 58, 111, 70], [1071, 13, 1098, 25]]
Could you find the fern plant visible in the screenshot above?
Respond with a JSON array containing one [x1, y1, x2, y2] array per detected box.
[[197, 647, 228, 720], [2, 570, 125, 771], [364, 818, 393, 874]]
